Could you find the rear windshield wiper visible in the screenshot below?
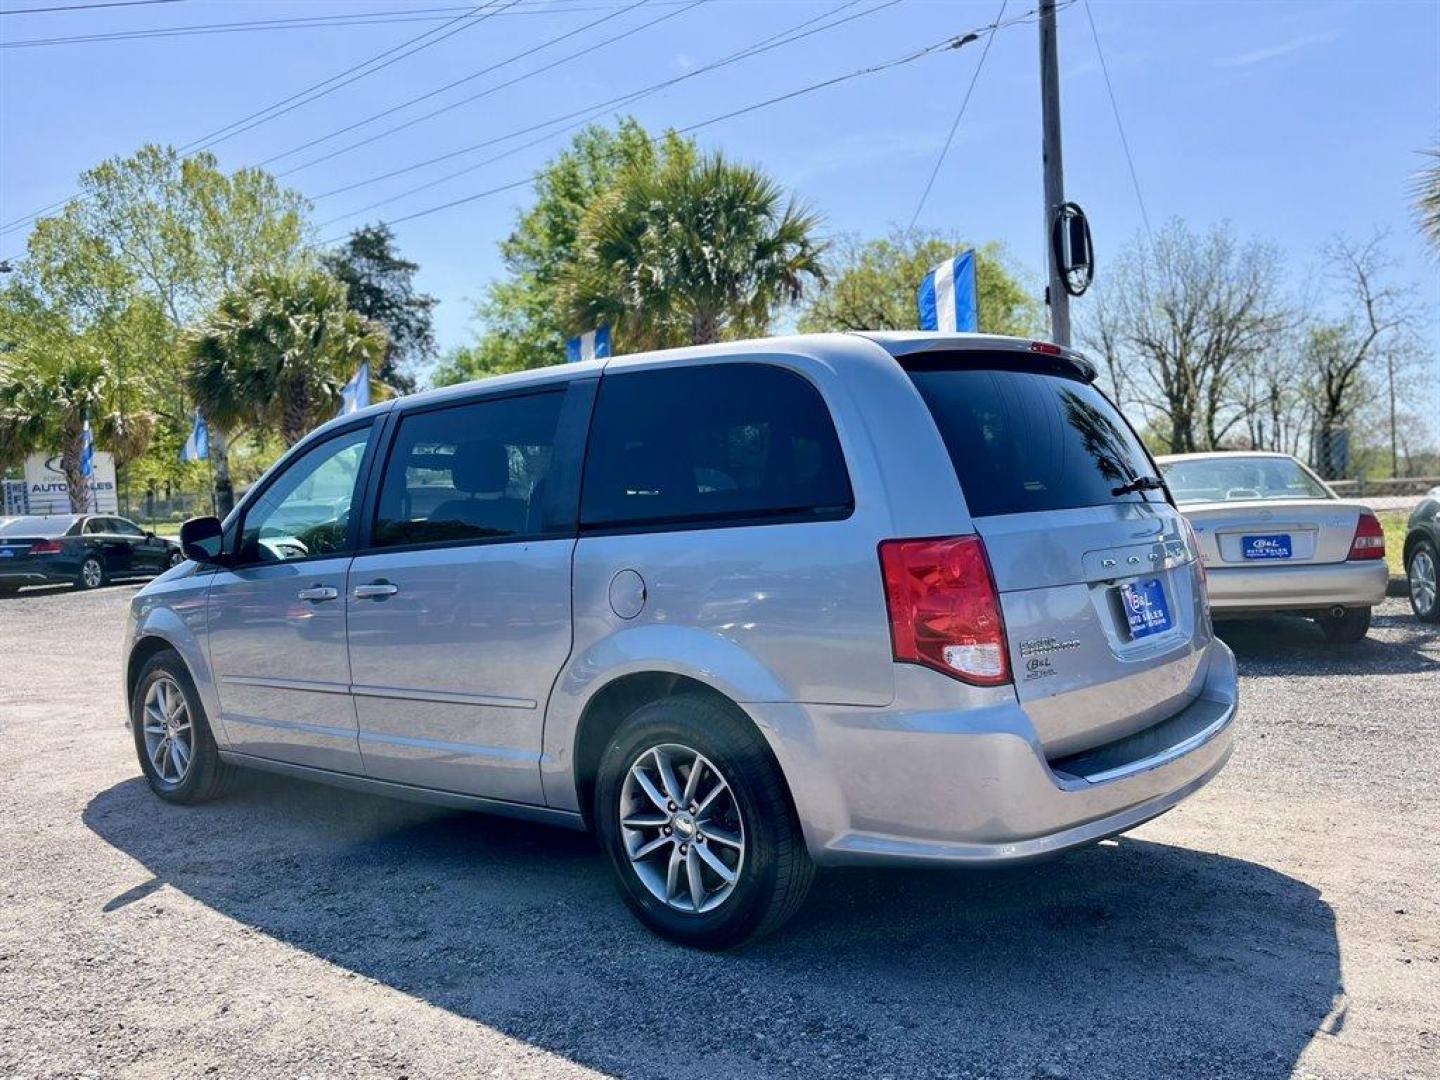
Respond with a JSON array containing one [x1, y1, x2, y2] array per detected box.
[[1111, 474, 1168, 497]]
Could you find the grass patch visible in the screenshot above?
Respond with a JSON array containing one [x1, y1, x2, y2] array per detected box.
[[1378, 510, 1409, 579]]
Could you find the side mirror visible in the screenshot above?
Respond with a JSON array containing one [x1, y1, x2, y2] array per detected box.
[[179, 516, 226, 565]]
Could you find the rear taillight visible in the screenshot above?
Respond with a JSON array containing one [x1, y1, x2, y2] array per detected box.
[[1178, 516, 1207, 585], [28, 539, 63, 555], [1348, 512, 1385, 561], [878, 535, 1010, 686]]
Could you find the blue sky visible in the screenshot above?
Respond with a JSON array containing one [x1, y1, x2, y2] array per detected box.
[[2, 0, 1437, 381]]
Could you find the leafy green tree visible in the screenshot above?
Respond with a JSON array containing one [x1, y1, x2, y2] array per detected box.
[[797, 230, 1042, 337], [12, 144, 310, 513], [187, 270, 387, 448], [321, 224, 436, 394], [558, 150, 825, 349], [439, 120, 689, 384]]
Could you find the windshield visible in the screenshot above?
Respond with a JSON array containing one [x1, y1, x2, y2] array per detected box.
[[1159, 456, 1331, 504], [905, 358, 1160, 517]]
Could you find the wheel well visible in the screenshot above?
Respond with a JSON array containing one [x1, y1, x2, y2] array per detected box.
[[1403, 529, 1430, 565], [126, 635, 177, 703], [571, 672, 790, 829]]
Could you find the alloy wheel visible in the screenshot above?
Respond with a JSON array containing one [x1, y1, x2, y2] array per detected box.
[[81, 558, 103, 589], [1412, 549, 1438, 617], [619, 743, 745, 914], [141, 676, 193, 785]]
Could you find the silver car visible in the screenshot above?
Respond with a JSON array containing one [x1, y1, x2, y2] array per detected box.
[[1158, 452, 1389, 643], [124, 333, 1238, 947]]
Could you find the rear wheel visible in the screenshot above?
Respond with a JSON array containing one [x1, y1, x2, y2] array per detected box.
[[75, 555, 105, 590], [594, 693, 813, 949], [1316, 605, 1372, 643], [1407, 539, 1439, 623], [131, 649, 234, 804]]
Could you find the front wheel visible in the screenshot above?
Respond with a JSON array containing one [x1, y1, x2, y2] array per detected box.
[[75, 555, 105, 590], [1316, 605, 1372, 643], [594, 694, 813, 949], [167, 549, 186, 569], [131, 649, 234, 804], [1407, 539, 1439, 623]]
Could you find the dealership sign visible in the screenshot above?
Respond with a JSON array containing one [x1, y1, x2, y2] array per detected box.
[[20, 452, 118, 515]]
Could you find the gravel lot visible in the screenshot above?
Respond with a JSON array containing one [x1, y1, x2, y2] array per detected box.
[[1, 584, 1436, 1080]]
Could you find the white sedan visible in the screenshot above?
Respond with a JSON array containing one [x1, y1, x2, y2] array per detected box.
[[1158, 451, 1389, 643]]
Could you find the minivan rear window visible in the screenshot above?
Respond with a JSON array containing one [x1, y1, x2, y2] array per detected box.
[[906, 357, 1159, 517]]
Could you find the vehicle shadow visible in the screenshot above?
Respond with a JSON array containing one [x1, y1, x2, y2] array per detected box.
[[85, 773, 1343, 1080], [1217, 612, 1440, 676]]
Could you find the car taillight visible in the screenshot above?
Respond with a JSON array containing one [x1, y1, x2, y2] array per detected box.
[[1178, 516, 1207, 585], [1348, 512, 1385, 560], [28, 539, 63, 555], [878, 535, 1010, 686]]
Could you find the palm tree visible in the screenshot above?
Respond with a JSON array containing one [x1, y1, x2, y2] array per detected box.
[[0, 346, 148, 512], [557, 151, 825, 350], [1416, 147, 1440, 255], [187, 269, 388, 457]]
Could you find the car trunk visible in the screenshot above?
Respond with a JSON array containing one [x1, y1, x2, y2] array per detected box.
[[1176, 499, 1364, 567], [903, 353, 1212, 760]]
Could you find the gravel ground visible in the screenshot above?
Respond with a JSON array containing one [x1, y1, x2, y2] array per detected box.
[[1, 584, 1436, 1080]]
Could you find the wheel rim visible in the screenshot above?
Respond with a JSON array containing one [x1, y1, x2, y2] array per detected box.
[[169, 552, 184, 568], [141, 676, 193, 785], [82, 559, 102, 587], [1412, 550, 1438, 615], [619, 743, 745, 914]]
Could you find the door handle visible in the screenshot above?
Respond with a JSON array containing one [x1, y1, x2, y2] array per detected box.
[[297, 586, 339, 602], [353, 582, 399, 600]]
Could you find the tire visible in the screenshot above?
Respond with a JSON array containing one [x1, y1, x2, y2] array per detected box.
[[594, 693, 814, 949], [130, 649, 235, 804], [1406, 538, 1440, 623], [1316, 606, 1372, 644], [75, 554, 106, 591]]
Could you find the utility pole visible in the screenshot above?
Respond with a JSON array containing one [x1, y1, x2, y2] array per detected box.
[[1038, 0, 1070, 347]]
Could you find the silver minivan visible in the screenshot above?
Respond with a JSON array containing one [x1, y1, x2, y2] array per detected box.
[[124, 333, 1238, 948]]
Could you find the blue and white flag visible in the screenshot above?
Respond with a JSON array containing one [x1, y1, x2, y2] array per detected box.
[[180, 411, 209, 462], [338, 362, 371, 416], [80, 416, 95, 478], [917, 250, 979, 333], [566, 324, 612, 364]]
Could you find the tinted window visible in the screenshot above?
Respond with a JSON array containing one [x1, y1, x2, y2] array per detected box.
[[0, 516, 77, 536], [85, 518, 110, 535], [239, 426, 370, 563], [580, 363, 852, 530], [373, 390, 565, 548], [111, 518, 146, 537], [907, 359, 1158, 517], [1160, 456, 1331, 504]]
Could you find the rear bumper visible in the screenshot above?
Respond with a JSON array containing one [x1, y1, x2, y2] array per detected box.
[[0, 558, 70, 585], [1205, 558, 1388, 614], [749, 641, 1238, 867]]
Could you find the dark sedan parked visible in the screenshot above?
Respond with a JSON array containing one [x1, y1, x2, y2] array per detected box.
[[1404, 487, 1440, 622], [0, 514, 183, 593]]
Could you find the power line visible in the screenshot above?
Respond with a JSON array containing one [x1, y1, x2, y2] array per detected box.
[[0, 0, 683, 48], [310, 0, 885, 207], [1082, 0, 1152, 241], [322, 9, 1033, 245], [261, 0, 663, 172], [0, 1, 510, 234], [908, 0, 1007, 230], [181, 1, 521, 156], [0, 0, 182, 15]]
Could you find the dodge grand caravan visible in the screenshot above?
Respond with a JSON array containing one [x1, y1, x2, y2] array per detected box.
[[124, 333, 1239, 948]]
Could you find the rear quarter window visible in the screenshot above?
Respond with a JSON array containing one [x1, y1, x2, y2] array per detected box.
[[580, 362, 852, 531], [906, 357, 1159, 517]]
